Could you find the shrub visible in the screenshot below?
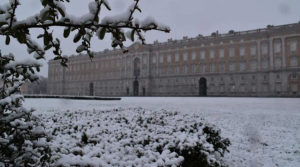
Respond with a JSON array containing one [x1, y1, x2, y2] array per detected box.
[[47, 108, 230, 167], [0, 52, 51, 166]]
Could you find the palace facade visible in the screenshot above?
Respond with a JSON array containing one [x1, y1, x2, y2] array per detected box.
[[48, 23, 300, 97]]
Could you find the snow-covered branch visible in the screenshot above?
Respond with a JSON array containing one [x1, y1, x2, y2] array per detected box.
[[0, 0, 170, 66]]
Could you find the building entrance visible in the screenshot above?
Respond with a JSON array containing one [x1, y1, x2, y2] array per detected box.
[[199, 77, 207, 96], [133, 80, 139, 96], [89, 82, 94, 96]]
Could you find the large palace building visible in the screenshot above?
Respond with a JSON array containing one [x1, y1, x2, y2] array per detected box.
[[48, 23, 300, 97]]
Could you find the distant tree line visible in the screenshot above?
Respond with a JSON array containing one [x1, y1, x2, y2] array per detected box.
[[23, 76, 47, 94]]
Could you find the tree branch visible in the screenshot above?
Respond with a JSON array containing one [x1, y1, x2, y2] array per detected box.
[[8, 22, 169, 33]]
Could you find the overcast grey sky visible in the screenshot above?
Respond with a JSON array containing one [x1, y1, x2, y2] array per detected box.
[[1, 0, 300, 77]]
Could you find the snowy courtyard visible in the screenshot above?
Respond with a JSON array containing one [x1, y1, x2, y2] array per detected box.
[[24, 97, 300, 167]]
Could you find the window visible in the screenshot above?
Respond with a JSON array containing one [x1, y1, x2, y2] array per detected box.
[[175, 66, 179, 74], [209, 63, 215, 72], [290, 56, 298, 67], [167, 54, 171, 63], [229, 62, 235, 72], [251, 60, 257, 70], [240, 62, 246, 71], [275, 83, 281, 93], [274, 42, 281, 53], [192, 51, 196, 60], [201, 64, 206, 72], [240, 47, 245, 56], [143, 57, 147, 64], [262, 43, 268, 55], [210, 50, 215, 59], [290, 40, 297, 52], [184, 65, 188, 73], [276, 74, 280, 79], [167, 66, 172, 74], [292, 72, 297, 79], [262, 60, 269, 69], [229, 47, 235, 57], [192, 64, 197, 73], [219, 62, 225, 71], [291, 84, 297, 93], [159, 56, 164, 63], [175, 53, 179, 62], [183, 53, 188, 61], [219, 48, 224, 58], [159, 67, 164, 74], [200, 51, 205, 59], [251, 45, 257, 56], [274, 58, 281, 69]]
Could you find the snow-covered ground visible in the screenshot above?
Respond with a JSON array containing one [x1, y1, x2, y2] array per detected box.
[[24, 97, 300, 167]]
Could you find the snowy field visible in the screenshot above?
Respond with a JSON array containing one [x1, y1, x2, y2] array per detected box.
[[24, 97, 300, 167]]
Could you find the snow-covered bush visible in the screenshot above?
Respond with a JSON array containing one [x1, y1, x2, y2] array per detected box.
[[0, 52, 51, 166], [41, 108, 230, 167]]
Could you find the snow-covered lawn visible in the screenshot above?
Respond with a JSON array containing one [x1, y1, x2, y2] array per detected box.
[[24, 97, 300, 167]]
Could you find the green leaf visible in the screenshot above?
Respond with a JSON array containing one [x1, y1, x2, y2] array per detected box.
[[29, 68, 34, 74], [16, 33, 26, 43], [5, 35, 10, 45], [36, 66, 40, 72], [73, 32, 81, 43], [88, 51, 94, 59], [0, 22, 6, 27], [53, 57, 60, 60], [99, 27, 106, 40], [27, 48, 34, 54], [130, 30, 135, 42], [94, 15, 99, 23], [60, 62, 67, 67], [41, 0, 47, 6], [57, 7, 65, 17], [37, 34, 44, 38], [53, 50, 59, 55], [44, 45, 52, 51], [79, 28, 86, 35], [64, 18, 70, 23], [44, 34, 50, 46], [112, 42, 118, 48], [63, 27, 71, 38], [41, 10, 49, 21], [76, 45, 85, 53]]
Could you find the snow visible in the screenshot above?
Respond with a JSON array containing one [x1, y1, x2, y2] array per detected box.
[[24, 97, 300, 167], [101, 12, 130, 25], [88, 2, 98, 15], [5, 59, 42, 69]]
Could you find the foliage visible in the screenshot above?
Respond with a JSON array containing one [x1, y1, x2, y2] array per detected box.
[[0, 52, 51, 166], [0, 0, 170, 66], [43, 108, 230, 167], [171, 125, 231, 167], [0, 0, 169, 166]]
